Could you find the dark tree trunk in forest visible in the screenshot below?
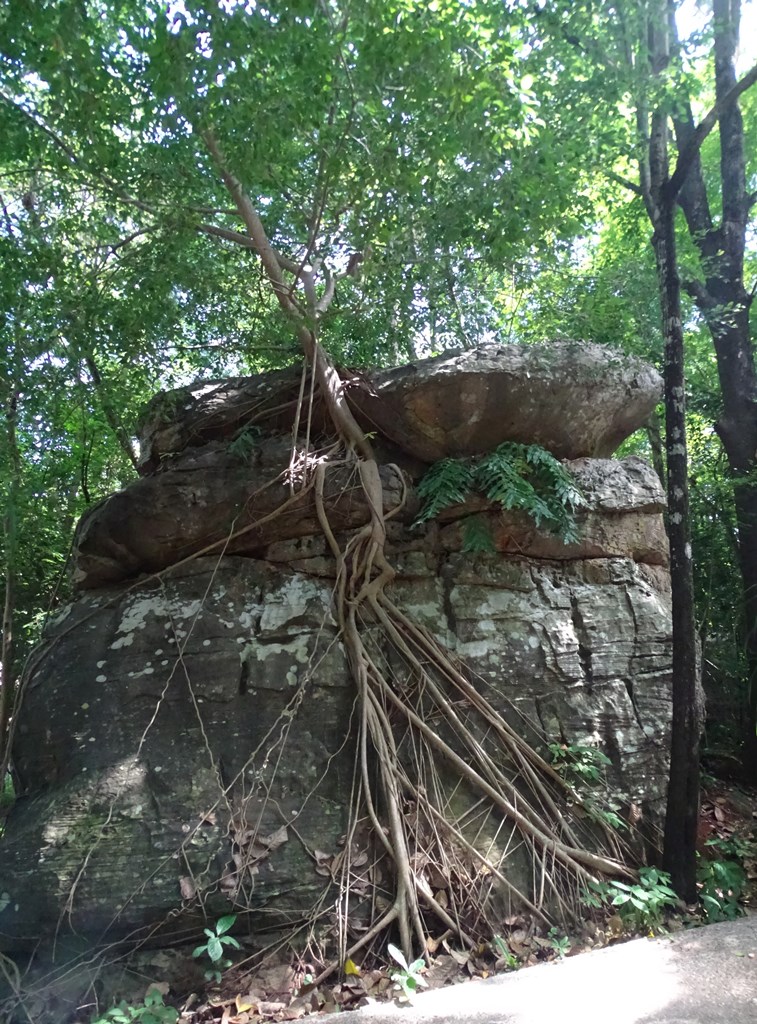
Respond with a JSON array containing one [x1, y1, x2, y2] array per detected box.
[[640, 4, 701, 900], [671, 0, 757, 778], [0, 386, 20, 781], [653, 200, 700, 899], [635, 0, 757, 890]]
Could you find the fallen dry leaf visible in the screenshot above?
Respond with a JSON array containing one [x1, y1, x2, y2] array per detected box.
[[442, 940, 470, 967], [256, 1000, 287, 1015]]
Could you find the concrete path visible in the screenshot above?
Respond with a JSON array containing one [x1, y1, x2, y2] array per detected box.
[[327, 916, 757, 1024]]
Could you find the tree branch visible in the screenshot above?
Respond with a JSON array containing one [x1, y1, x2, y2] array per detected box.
[[0, 88, 79, 166], [197, 220, 344, 317], [315, 269, 336, 314], [667, 61, 757, 198], [682, 277, 715, 309], [606, 170, 643, 196], [196, 222, 303, 274]]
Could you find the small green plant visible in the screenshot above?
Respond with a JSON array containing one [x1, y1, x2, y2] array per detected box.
[[697, 855, 746, 922], [193, 914, 241, 983], [582, 867, 678, 931], [549, 743, 627, 832], [548, 743, 612, 786], [491, 934, 520, 970], [705, 833, 755, 862], [414, 442, 586, 549], [387, 943, 428, 1001], [547, 927, 571, 958], [584, 801, 627, 832], [91, 988, 178, 1024], [228, 425, 262, 462]]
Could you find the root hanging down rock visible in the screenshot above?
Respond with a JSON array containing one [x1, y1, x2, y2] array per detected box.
[[314, 431, 636, 965]]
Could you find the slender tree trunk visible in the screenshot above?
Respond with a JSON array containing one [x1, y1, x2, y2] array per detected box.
[[640, 3, 700, 900], [83, 351, 139, 472], [653, 200, 700, 899], [0, 386, 21, 781], [646, 409, 666, 490]]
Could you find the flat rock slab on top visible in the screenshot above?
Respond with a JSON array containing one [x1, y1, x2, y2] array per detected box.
[[137, 341, 662, 470], [347, 341, 662, 462]]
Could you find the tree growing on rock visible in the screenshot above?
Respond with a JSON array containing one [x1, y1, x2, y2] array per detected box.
[[0, 0, 639, 966]]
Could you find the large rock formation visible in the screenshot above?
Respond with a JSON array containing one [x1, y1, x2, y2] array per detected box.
[[0, 342, 671, 956]]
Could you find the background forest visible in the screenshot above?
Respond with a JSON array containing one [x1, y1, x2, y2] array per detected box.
[[1, 0, 756, 810]]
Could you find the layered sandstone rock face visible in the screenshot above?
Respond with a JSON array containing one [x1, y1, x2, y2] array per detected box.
[[0, 342, 671, 950]]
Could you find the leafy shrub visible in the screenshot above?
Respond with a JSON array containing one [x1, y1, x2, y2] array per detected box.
[[90, 988, 178, 1024], [698, 851, 746, 921], [548, 743, 627, 832], [548, 743, 612, 785], [696, 833, 752, 921], [583, 867, 678, 931]]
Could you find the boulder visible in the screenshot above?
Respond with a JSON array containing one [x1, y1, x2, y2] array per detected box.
[[1, 558, 354, 948], [137, 367, 326, 473], [0, 344, 673, 956], [0, 548, 670, 949], [73, 436, 409, 589]]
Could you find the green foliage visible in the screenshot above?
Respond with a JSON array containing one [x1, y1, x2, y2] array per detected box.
[[548, 742, 626, 832], [696, 833, 753, 922], [387, 943, 428, 1001], [583, 868, 678, 931], [227, 426, 262, 463], [90, 988, 178, 1024], [461, 514, 496, 554], [192, 914, 241, 984], [704, 833, 756, 863], [415, 459, 476, 522], [477, 443, 585, 541], [547, 927, 571, 958], [0, 775, 15, 839], [697, 855, 746, 922], [490, 934, 520, 970], [0, 774, 14, 810], [548, 743, 612, 786], [415, 442, 585, 544]]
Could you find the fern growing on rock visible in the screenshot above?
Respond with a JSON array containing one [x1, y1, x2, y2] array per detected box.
[[415, 457, 476, 522], [415, 442, 586, 549]]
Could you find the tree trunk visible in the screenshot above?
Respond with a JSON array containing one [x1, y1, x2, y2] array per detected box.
[[641, 1, 700, 900], [653, 200, 700, 901], [0, 386, 20, 781], [671, 0, 757, 778]]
